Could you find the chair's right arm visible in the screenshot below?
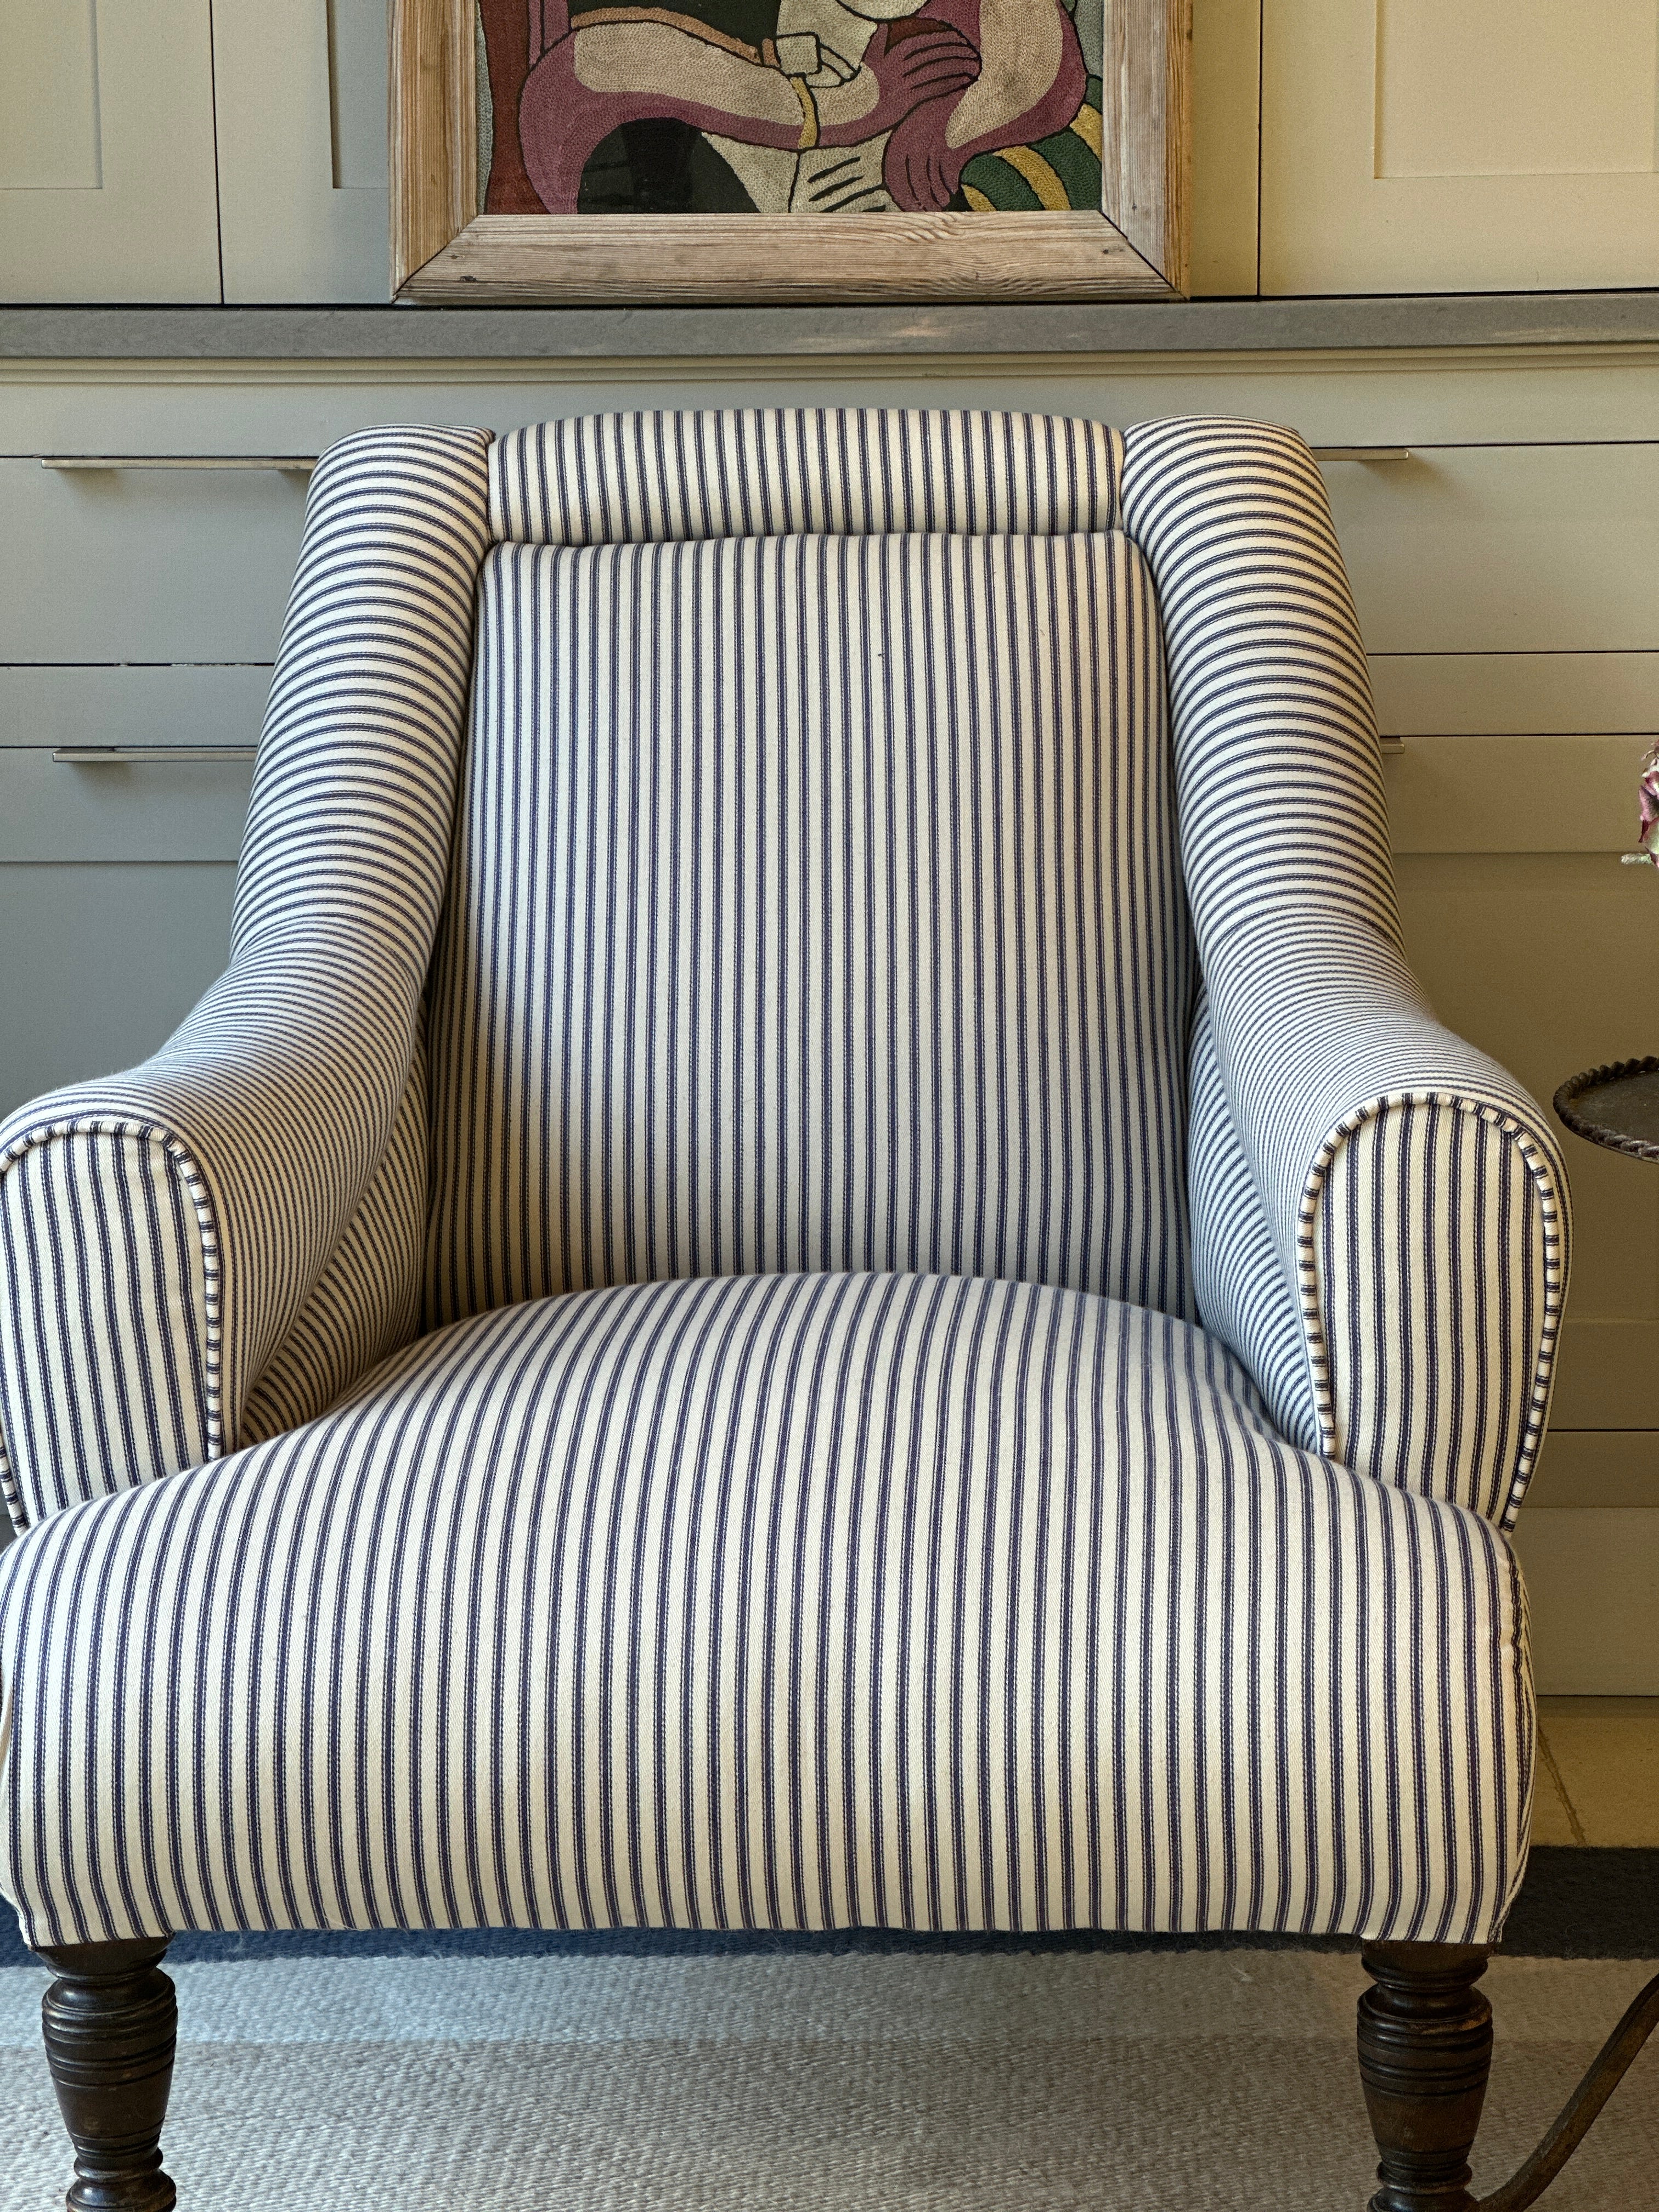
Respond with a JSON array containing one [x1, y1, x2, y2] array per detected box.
[[0, 426, 492, 1534], [1122, 417, 1570, 1530]]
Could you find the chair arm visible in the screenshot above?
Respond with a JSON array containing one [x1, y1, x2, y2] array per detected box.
[[0, 421, 493, 1534], [1195, 923, 1567, 1526], [1121, 414, 1568, 1526], [0, 944, 426, 1533]]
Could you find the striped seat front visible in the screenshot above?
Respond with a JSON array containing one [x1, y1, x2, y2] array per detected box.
[[0, 1272, 1528, 1948], [425, 526, 1195, 1331]]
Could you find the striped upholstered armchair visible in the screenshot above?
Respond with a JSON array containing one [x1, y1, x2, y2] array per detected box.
[[0, 411, 1566, 2211]]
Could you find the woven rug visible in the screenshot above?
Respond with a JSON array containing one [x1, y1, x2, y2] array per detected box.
[[4, 1855, 1658, 2211]]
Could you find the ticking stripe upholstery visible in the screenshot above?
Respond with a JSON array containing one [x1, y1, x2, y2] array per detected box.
[[0, 1273, 1531, 1950], [426, 524, 1194, 1329], [0, 428, 491, 1531], [0, 1124, 213, 1529], [1121, 418, 1568, 1527], [488, 409, 1122, 548], [0, 409, 1568, 1957]]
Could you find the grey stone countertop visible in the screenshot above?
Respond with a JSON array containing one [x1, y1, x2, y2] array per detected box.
[[3, 292, 1659, 359]]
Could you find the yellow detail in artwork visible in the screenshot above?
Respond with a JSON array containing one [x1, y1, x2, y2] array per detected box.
[[995, 143, 1070, 210], [962, 184, 996, 212], [789, 76, 820, 151], [1069, 102, 1103, 159]]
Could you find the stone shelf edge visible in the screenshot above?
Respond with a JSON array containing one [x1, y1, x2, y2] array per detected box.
[[3, 293, 1659, 361]]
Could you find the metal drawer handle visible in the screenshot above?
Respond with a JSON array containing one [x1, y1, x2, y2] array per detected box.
[[54, 747, 257, 764], [41, 457, 317, 473], [1312, 447, 1414, 463], [1379, 736, 1406, 753]]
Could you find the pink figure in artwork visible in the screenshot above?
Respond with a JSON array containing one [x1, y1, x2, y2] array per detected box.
[[476, 0, 1088, 216]]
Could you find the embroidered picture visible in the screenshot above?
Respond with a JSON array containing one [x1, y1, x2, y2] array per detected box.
[[475, 0, 1104, 215]]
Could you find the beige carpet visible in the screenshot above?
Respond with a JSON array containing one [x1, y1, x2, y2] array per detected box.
[[4, 1950, 1658, 2210]]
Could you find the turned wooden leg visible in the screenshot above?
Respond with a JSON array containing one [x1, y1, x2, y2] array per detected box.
[[33, 1939, 177, 2212], [1358, 1943, 1493, 2212]]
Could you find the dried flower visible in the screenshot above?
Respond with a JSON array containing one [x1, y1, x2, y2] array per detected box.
[[1642, 743, 1659, 866]]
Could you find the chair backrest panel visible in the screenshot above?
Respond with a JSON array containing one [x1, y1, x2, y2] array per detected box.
[[424, 521, 1197, 1328], [489, 408, 1124, 549]]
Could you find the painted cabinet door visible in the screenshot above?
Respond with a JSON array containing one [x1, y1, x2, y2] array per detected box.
[[1261, 0, 1659, 293], [0, 0, 221, 299], [0, 860, 238, 1120], [212, 0, 390, 301]]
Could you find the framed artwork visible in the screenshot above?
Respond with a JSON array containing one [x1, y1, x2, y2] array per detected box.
[[391, 0, 1189, 301]]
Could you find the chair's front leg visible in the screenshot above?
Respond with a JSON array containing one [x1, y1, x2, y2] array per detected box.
[[1358, 1943, 1493, 2212], [33, 1939, 177, 2211]]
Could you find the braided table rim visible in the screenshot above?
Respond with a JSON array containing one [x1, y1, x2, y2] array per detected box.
[[1553, 1057, 1659, 1161]]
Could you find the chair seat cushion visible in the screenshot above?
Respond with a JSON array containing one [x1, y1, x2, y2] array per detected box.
[[0, 1272, 1530, 1952]]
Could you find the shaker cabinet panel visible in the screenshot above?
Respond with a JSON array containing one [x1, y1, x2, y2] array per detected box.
[[0, 665, 273, 754], [0, 462, 308, 663], [0, 748, 254, 865], [1189, 0, 1260, 297], [1383, 735, 1651, 856], [212, 0, 390, 302], [0, 0, 221, 300], [0, 862, 235, 1120], [1369, 653, 1659, 739], [1395, 850, 1659, 1429], [1321, 445, 1659, 655], [1262, 0, 1659, 294]]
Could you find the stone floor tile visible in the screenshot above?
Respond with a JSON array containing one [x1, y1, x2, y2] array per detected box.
[[1538, 1697, 1659, 1846]]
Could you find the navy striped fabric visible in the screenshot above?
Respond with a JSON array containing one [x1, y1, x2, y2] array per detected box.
[[1121, 419, 1568, 1528], [0, 1273, 1530, 1949], [489, 409, 1122, 548], [0, 427, 491, 1530], [426, 523, 1194, 1329], [0, 409, 1568, 1953]]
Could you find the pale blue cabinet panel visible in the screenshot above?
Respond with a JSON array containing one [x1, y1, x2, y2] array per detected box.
[[0, 665, 273, 754], [0, 748, 256, 862], [0, 861, 236, 1121], [0, 462, 308, 663]]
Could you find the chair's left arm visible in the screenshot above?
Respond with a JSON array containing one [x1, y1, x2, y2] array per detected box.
[[1123, 417, 1569, 1530], [0, 425, 493, 1534]]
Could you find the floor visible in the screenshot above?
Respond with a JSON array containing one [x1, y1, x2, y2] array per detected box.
[[1534, 1698, 1659, 1844]]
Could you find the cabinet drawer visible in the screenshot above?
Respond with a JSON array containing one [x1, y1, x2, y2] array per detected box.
[[1384, 734, 1651, 854], [1396, 849, 1659, 1431], [0, 864, 236, 1120], [1323, 445, 1659, 654], [0, 461, 308, 662], [1370, 653, 1659, 737], [0, 749, 254, 864], [0, 666, 272, 753]]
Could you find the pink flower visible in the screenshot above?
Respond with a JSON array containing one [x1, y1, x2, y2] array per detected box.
[[1642, 744, 1659, 864]]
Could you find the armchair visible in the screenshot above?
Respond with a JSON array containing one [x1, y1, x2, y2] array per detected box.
[[0, 409, 1567, 2210]]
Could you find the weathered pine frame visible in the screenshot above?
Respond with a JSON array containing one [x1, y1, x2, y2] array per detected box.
[[390, 0, 1190, 301]]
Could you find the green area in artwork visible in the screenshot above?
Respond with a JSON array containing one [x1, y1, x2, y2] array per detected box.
[[475, 0, 1104, 215]]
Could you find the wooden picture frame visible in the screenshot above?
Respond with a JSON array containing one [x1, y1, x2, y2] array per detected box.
[[391, 0, 1189, 301]]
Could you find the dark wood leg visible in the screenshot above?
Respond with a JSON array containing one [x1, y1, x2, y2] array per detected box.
[[1358, 1943, 1493, 2212], [33, 1939, 177, 2212]]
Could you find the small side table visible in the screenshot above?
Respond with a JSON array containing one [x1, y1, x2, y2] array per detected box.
[[1554, 1056, 1659, 1161], [1475, 1057, 1659, 2211]]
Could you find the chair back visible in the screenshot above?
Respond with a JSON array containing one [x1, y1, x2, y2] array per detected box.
[[424, 410, 1198, 1327]]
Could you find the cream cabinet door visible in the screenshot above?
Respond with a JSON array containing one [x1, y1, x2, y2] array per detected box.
[[1189, 0, 1261, 296], [1262, 0, 1659, 293], [212, 0, 389, 301], [0, 0, 220, 299]]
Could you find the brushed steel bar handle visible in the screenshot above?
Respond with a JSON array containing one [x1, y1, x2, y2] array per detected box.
[[54, 747, 257, 764], [41, 457, 317, 472], [1378, 735, 1406, 753], [1312, 447, 1414, 462]]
